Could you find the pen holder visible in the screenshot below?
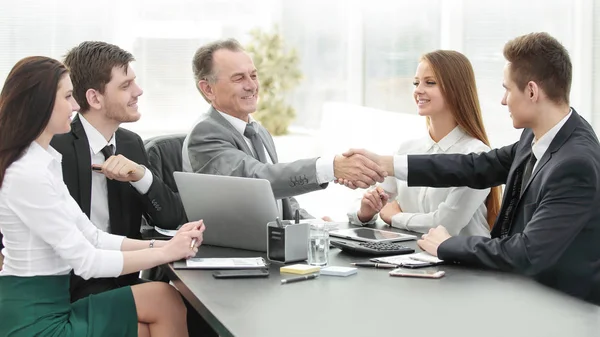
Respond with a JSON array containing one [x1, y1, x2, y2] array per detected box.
[[267, 220, 309, 264]]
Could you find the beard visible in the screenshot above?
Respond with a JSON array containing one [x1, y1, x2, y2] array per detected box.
[[104, 98, 140, 123]]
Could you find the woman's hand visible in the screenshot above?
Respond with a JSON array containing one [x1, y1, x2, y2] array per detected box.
[[161, 220, 205, 261], [379, 201, 402, 225], [357, 187, 389, 222]]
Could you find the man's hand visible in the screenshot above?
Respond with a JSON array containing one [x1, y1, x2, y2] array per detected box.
[[334, 149, 394, 189], [333, 154, 387, 189], [343, 148, 394, 173], [417, 226, 452, 257], [379, 200, 401, 225], [92, 154, 145, 182], [357, 186, 389, 222], [321, 216, 333, 222]]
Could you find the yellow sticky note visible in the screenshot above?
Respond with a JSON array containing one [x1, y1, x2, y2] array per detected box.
[[280, 264, 321, 275]]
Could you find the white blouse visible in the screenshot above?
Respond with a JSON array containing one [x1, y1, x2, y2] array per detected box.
[[0, 142, 124, 279], [348, 126, 492, 237]]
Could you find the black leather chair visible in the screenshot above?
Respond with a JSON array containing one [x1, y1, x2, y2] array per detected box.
[[142, 134, 218, 337], [144, 133, 187, 193], [141, 134, 187, 281], [143, 133, 188, 227]]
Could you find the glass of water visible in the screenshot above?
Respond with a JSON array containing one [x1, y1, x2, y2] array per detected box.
[[308, 223, 329, 266]]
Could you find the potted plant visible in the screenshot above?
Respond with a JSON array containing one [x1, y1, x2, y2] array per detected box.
[[246, 26, 302, 136]]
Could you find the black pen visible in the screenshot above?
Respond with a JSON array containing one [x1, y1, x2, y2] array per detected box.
[[351, 262, 397, 269], [281, 274, 319, 285], [294, 209, 300, 224]]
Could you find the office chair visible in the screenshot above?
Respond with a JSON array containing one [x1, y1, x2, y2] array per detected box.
[[144, 133, 187, 193], [142, 133, 188, 281]]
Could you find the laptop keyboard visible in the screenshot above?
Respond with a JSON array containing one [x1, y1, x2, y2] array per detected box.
[[330, 240, 414, 256], [358, 242, 409, 251]]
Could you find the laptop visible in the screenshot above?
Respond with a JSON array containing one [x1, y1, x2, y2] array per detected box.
[[173, 172, 279, 251]]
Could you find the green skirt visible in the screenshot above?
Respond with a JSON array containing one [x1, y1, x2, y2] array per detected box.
[[0, 274, 138, 337]]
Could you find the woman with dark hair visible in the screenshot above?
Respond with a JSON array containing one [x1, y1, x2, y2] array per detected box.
[[347, 50, 501, 237], [0, 57, 203, 336]]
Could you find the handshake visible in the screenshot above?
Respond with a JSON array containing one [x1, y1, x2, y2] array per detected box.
[[333, 149, 393, 189]]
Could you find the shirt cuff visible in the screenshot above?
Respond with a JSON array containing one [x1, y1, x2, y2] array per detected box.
[[130, 165, 153, 194], [391, 212, 416, 230], [393, 155, 408, 180], [97, 250, 124, 278], [347, 210, 378, 226], [316, 155, 335, 184], [97, 231, 126, 251]]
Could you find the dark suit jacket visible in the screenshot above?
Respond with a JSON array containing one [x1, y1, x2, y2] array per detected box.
[[407, 110, 600, 305], [50, 115, 185, 300]]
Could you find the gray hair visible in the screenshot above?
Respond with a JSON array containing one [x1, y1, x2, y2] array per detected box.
[[192, 38, 244, 102]]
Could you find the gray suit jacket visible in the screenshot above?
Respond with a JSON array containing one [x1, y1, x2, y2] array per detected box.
[[182, 107, 328, 220]]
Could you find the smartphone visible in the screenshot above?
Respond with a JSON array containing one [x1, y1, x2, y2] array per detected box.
[[399, 260, 440, 269], [212, 269, 270, 279], [389, 268, 445, 279]]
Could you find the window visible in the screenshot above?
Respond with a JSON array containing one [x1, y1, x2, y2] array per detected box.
[[363, 0, 441, 114], [280, 0, 350, 129], [593, 0, 600, 130], [463, 0, 576, 146]]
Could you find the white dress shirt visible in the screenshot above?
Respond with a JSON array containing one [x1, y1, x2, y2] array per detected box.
[[348, 126, 491, 237], [530, 110, 572, 170], [0, 142, 124, 279], [79, 114, 152, 233]]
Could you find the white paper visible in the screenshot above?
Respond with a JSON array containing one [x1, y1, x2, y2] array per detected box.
[[185, 257, 266, 269], [409, 252, 444, 263], [154, 226, 178, 237], [372, 252, 443, 265]]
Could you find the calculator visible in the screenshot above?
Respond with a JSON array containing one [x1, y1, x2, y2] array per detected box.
[[330, 240, 415, 256]]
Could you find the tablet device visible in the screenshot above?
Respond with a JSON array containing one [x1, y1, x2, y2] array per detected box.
[[328, 228, 417, 243]]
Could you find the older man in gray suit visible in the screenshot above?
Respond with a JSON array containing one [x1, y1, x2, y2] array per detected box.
[[183, 38, 386, 220]]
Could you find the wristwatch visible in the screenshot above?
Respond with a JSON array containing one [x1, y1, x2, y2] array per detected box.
[[149, 239, 155, 248]]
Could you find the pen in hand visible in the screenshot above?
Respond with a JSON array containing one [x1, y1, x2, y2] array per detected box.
[[91, 165, 135, 174], [351, 262, 398, 269], [189, 222, 204, 249], [281, 274, 319, 285]]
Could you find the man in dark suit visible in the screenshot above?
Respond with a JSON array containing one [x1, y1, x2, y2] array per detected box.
[[52, 41, 217, 337], [341, 32, 600, 305], [50, 41, 186, 300]]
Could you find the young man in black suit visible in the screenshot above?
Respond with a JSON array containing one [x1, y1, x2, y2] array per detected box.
[[341, 32, 600, 305], [51, 41, 187, 301], [52, 41, 217, 336]]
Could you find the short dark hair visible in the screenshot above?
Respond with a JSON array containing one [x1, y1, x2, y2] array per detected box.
[[63, 41, 134, 112], [192, 38, 244, 102], [0, 56, 68, 187], [503, 32, 572, 105]]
